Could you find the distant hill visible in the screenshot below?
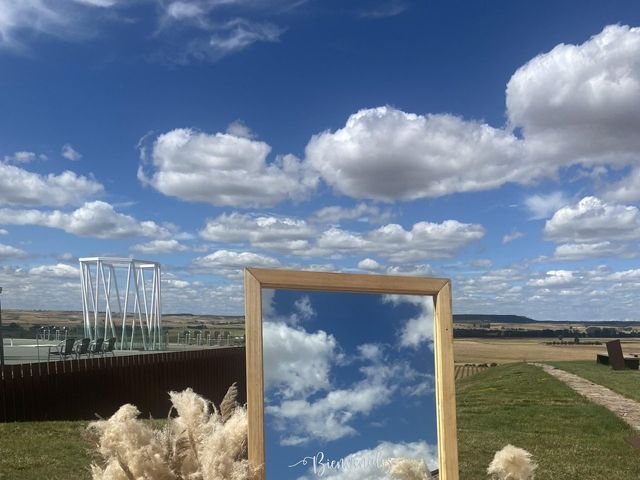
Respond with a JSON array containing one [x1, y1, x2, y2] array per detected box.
[[454, 314, 640, 326], [454, 314, 535, 324]]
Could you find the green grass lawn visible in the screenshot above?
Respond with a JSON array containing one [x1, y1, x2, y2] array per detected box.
[[0, 421, 91, 480], [456, 363, 640, 479], [0, 419, 168, 480], [549, 360, 640, 402]]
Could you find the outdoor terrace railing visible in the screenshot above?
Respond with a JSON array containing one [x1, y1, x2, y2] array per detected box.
[[0, 347, 246, 422]]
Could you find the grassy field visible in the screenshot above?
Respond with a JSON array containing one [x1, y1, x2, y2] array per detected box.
[[0, 421, 91, 480], [454, 338, 640, 364], [549, 360, 640, 403], [456, 363, 640, 479]]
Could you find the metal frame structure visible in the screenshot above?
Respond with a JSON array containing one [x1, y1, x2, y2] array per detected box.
[[79, 257, 162, 351]]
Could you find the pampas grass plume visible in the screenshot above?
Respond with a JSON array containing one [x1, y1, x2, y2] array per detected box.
[[487, 445, 536, 480], [384, 457, 433, 480], [88, 384, 250, 480]]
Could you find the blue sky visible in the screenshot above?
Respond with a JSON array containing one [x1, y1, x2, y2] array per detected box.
[[1, 0, 640, 321], [262, 289, 437, 479]]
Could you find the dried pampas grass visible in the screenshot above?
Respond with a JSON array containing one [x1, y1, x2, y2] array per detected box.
[[487, 445, 536, 480], [384, 457, 433, 480], [88, 384, 251, 480]]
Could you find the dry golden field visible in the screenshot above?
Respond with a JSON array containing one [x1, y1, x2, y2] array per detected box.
[[454, 338, 640, 364]]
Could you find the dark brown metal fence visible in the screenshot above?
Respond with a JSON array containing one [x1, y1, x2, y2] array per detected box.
[[0, 347, 246, 422]]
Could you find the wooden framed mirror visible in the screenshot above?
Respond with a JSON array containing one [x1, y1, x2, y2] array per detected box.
[[244, 268, 458, 479]]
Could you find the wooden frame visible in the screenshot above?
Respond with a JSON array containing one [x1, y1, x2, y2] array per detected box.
[[244, 267, 459, 480]]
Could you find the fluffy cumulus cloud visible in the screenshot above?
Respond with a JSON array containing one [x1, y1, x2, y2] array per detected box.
[[191, 249, 280, 279], [358, 258, 383, 271], [302, 25, 640, 203], [305, 106, 525, 201], [314, 220, 484, 262], [296, 441, 438, 480], [383, 295, 435, 349], [0, 243, 27, 260], [507, 25, 640, 172], [552, 241, 628, 261], [200, 212, 483, 261], [130, 239, 189, 254], [528, 270, 576, 287], [0, 201, 173, 239], [263, 321, 338, 399], [29, 263, 79, 277], [544, 196, 640, 243], [139, 128, 318, 207], [200, 212, 315, 252], [0, 162, 103, 207]]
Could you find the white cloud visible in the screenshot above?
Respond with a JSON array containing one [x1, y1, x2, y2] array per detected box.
[[607, 269, 640, 281], [226, 120, 255, 139], [507, 25, 640, 169], [0, 162, 103, 207], [502, 230, 524, 245], [385, 264, 434, 277], [200, 212, 483, 261], [528, 270, 576, 287], [471, 259, 493, 268], [305, 106, 525, 201], [0, 229, 7, 235], [303, 26, 640, 203], [314, 220, 484, 262], [383, 296, 435, 349], [0, 201, 173, 239], [263, 321, 338, 399], [0, 1, 72, 51], [164, 1, 204, 20], [604, 167, 640, 202], [266, 380, 394, 444], [524, 192, 568, 220], [553, 242, 628, 261], [456, 264, 640, 322], [61, 143, 82, 161], [200, 212, 314, 252], [3, 151, 46, 163], [0, 243, 27, 260], [357, 0, 410, 19], [295, 441, 438, 480], [311, 203, 395, 225], [29, 263, 79, 278], [196, 19, 283, 60], [358, 258, 382, 271], [544, 196, 640, 243], [139, 128, 317, 207], [191, 249, 280, 279], [130, 239, 189, 254]]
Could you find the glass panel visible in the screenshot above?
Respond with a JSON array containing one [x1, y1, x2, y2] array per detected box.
[[262, 288, 439, 479]]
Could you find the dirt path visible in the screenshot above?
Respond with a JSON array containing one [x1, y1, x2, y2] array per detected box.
[[532, 363, 640, 432]]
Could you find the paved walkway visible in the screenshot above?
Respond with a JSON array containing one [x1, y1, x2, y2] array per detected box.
[[532, 363, 640, 432]]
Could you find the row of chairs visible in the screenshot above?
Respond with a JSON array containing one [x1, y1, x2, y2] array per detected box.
[[47, 337, 116, 361]]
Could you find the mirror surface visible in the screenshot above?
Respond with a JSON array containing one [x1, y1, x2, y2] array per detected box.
[[262, 288, 439, 479]]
